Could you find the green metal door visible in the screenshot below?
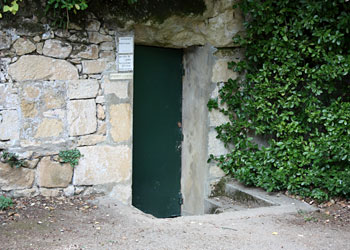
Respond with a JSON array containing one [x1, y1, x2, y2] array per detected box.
[[132, 46, 183, 218]]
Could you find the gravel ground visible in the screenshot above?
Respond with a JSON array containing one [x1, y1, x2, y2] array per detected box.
[[1, 195, 349, 250]]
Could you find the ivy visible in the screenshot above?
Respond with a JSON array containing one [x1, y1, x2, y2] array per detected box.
[[210, 0, 350, 201]]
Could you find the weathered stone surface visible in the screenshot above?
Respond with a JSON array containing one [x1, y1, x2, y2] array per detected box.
[[37, 157, 72, 188], [44, 91, 65, 110], [0, 110, 19, 140], [97, 104, 105, 120], [99, 41, 114, 51], [77, 134, 105, 146], [23, 85, 40, 99], [0, 84, 18, 109], [12, 188, 38, 198], [71, 44, 99, 59], [54, 29, 70, 38], [0, 162, 35, 191], [34, 118, 64, 138], [102, 78, 128, 99], [8, 55, 78, 81], [109, 104, 131, 142], [212, 59, 238, 83], [82, 59, 108, 74], [109, 184, 131, 205], [20, 100, 38, 118], [99, 51, 116, 61], [40, 188, 60, 197], [67, 99, 97, 136], [67, 79, 99, 99], [208, 130, 228, 156], [96, 95, 105, 104], [0, 58, 11, 82], [209, 109, 230, 127], [26, 158, 40, 169], [13, 38, 36, 56], [36, 42, 43, 54], [73, 145, 131, 185], [133, 0, 243, 48], [68, 32, 89, 43], [209, 165, 226, 179], [63, 185, 74, 196], [97, 121, 106, 135], [0, 31, 12, 50], [43, 39, 72, 59], [86, 19, 101, 31], [88, 32, 113, 44]]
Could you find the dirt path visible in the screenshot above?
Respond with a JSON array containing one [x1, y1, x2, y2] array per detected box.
[[1, 196, 349, 250]]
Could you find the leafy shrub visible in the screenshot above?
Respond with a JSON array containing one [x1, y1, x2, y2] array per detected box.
[[0, 151, 27, 168], [0, 195, 13, 210], [59, 149, 82, 167], [210, 0, 350, 201]]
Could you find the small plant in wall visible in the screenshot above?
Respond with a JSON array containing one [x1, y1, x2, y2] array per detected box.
[[0, 150, 27, 168], [58, 149, 82, 167], [0, 195, 13, 210]]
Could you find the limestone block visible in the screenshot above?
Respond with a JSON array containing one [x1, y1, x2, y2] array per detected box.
[[26, 158, 40, 169], [88, 32, 113, 44], [34, 118, 64, 138], [0, 31, 12, 50], [67, 79, 99, 99], [68, 32, 89, 43], [0, 110, 19, 140], [23, 85, 40, 99], [99, 51, 116, 61], [63, 185, 74, 196], [8, 55, 79, 81], [212, 59, 238, 83], [86, 19, 101, 31], [54, 30, 70, 38], [71, 44, 99, 59], [208, 130, 228, 156], [36, 42, 43, 54], [209, 165, 226, 179], [207, 9, 243, 47], [97, 104, 105, 120], [109, 103, 132, 142], [67, 99, 97, 136], [0, 84, 18, 109], [209, 109, 230, 127], [109, 184, 131, 205], [40, 188, 60, 197], [43, 39, 72, 59], [37, 157, 73, 188], [82, 59, 108, 74], [73, 145, 131, 185], [77, 134, 106, 146], [96, 96, 105, 104], [12, 188, 38, 198], [102, 78, 128, 99], [20, 100, 38, 118], [99, 42, 114, 51], [43, 92, 65, 110], [13, 38, 36, 56], [0, 162, 35, 191]]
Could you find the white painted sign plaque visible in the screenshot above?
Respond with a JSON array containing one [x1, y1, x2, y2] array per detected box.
[[118, 54, 133, 72], [118, 37, 134, 54], [109, 72, 133, 80]]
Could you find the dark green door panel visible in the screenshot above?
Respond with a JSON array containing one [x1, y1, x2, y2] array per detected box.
[[132, 46, 183, 218]]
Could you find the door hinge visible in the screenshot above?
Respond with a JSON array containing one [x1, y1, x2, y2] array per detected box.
[[178, 192, 183, 205]]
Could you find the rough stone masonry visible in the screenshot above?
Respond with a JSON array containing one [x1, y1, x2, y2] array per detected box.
[[0, 0, 243, 211]]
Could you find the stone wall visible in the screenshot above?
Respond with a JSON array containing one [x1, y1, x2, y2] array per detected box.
[[0, 17, 133, 204], [0, 0, 243, 212]]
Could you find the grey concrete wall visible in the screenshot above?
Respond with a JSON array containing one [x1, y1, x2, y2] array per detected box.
[[181, 45, 215, 215]]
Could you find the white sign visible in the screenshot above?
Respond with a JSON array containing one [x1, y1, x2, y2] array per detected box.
[[118, 54, 133, 72], [118, 37, 133, 54], [109, 72, 133, 80]]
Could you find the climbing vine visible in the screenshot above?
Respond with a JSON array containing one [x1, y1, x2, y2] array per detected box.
[[210, 0, 350, 201]]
